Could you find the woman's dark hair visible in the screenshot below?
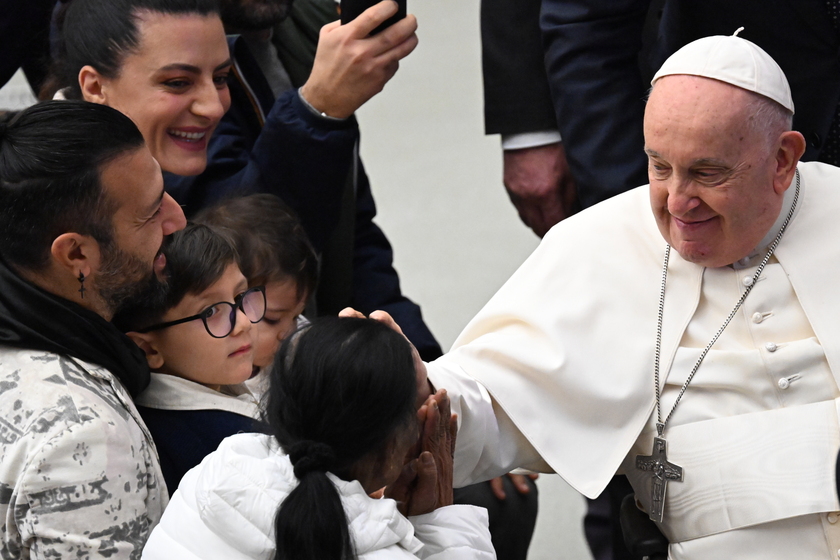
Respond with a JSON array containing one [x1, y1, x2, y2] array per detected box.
[[0, 100, 144, 271], [54, 0, 220, 99], [113, 222, 238, 332], [265, 317, 418, 560], [195, 194, 318, 299]]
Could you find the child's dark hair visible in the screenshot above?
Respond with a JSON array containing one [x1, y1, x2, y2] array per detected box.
[[113, 222, 238, 332], [194, 194, 318, 299], [265, 317, 417, 560]]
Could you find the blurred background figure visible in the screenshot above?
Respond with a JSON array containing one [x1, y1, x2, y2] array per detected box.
[[482, 0, 840, 236]]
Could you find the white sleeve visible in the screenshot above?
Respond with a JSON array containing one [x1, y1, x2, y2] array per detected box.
[[142, 483, 257, 560], [409, 505, 495, 559], [501, 131, 562, 150], [427, 360, 551, 488]]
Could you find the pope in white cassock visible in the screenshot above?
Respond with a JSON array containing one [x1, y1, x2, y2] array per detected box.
[[418, 34, 840, 559]]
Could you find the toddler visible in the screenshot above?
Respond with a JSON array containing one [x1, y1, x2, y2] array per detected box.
[[195, 193, 318, 395]]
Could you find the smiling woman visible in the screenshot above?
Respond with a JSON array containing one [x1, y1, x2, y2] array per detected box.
[[48, 0, 445, 368], [56, 0, 231, 177]]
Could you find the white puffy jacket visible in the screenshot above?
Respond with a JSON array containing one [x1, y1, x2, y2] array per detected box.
[[142, 433, 495, 559]]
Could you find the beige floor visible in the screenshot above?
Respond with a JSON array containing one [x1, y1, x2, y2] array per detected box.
[[0, 1, 595, 556]]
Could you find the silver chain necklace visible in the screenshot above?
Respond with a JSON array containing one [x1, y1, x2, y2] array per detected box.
[[635, 169, 801, 523]]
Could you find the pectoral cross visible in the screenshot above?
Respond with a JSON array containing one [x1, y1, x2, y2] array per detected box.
[[635, 435, 683, 523]]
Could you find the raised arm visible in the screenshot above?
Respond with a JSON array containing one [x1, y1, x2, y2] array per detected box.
[[301, 1, 418, 119], [165, 1, 418, 253]]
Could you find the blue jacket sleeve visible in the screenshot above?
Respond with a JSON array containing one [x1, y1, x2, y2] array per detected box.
[[164, 86, 359, 253], [351, 160, 443, 361], [540, 0, 651, 208]]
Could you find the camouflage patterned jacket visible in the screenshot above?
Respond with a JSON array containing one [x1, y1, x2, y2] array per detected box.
[[0, 347, 167, 559]]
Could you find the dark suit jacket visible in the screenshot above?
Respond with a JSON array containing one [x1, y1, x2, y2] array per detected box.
[[0, 0, 55, 93], [481, 0, 557, 135], [482, 0, 840, 208]]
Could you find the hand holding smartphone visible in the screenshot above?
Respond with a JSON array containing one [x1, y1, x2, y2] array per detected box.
[[301, 0, 417, 117], [340, 0, 407, 35]]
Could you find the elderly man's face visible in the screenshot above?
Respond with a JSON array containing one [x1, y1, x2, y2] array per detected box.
[[219, 0, 294, 30], [96, 146, 186, 313], [645, 75, 786, 268]]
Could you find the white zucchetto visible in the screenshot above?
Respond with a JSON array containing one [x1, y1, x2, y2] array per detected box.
[[652, 29, 795, 114]]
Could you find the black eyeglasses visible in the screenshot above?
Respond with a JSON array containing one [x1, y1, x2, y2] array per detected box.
[[138, 286, 266, 338]]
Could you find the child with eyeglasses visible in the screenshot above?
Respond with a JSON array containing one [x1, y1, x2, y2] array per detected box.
[[114, 222, 269, 493], [194, 194, 319, 397]]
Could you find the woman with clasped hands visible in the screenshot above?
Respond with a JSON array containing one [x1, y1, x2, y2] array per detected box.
[[142, 317, 494, 560]]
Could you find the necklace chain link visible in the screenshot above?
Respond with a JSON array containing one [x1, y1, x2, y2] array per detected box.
[[653, 170, 801, 436]]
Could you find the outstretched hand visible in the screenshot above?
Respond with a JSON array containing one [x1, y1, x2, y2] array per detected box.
[[339, 308, 432, 407], [300, 1, 419, 118], [385, 390, 457, 516]]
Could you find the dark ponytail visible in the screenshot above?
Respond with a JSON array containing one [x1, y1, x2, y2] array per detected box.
[[265, 317, 418, 560], [275, 459, 354, 560]]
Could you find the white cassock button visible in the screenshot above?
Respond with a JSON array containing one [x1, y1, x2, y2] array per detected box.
[[778, 378, 790, 390], [828, 513, 838, 524], [836, 548, 840, 559], [743, 276, 755, 286], [765, 342, 778, 352], [752, 312, 764, 324]]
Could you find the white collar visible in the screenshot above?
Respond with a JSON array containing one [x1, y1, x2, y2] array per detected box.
[[732, 171, 800, 270], [135, 373, 260, 418]]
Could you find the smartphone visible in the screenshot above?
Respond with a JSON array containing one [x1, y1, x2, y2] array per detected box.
[[340, 0, 407, 35]]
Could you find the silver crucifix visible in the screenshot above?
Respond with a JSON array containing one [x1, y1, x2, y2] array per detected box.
[[635, 436, 683, 523]]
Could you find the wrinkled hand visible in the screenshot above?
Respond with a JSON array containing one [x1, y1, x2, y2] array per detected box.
[[503, 142, 577, 237], [386, 390, 457, 516], [339, 308, 431, 407], [489, 473, 540, 500], [300, 1, 418, 118]]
